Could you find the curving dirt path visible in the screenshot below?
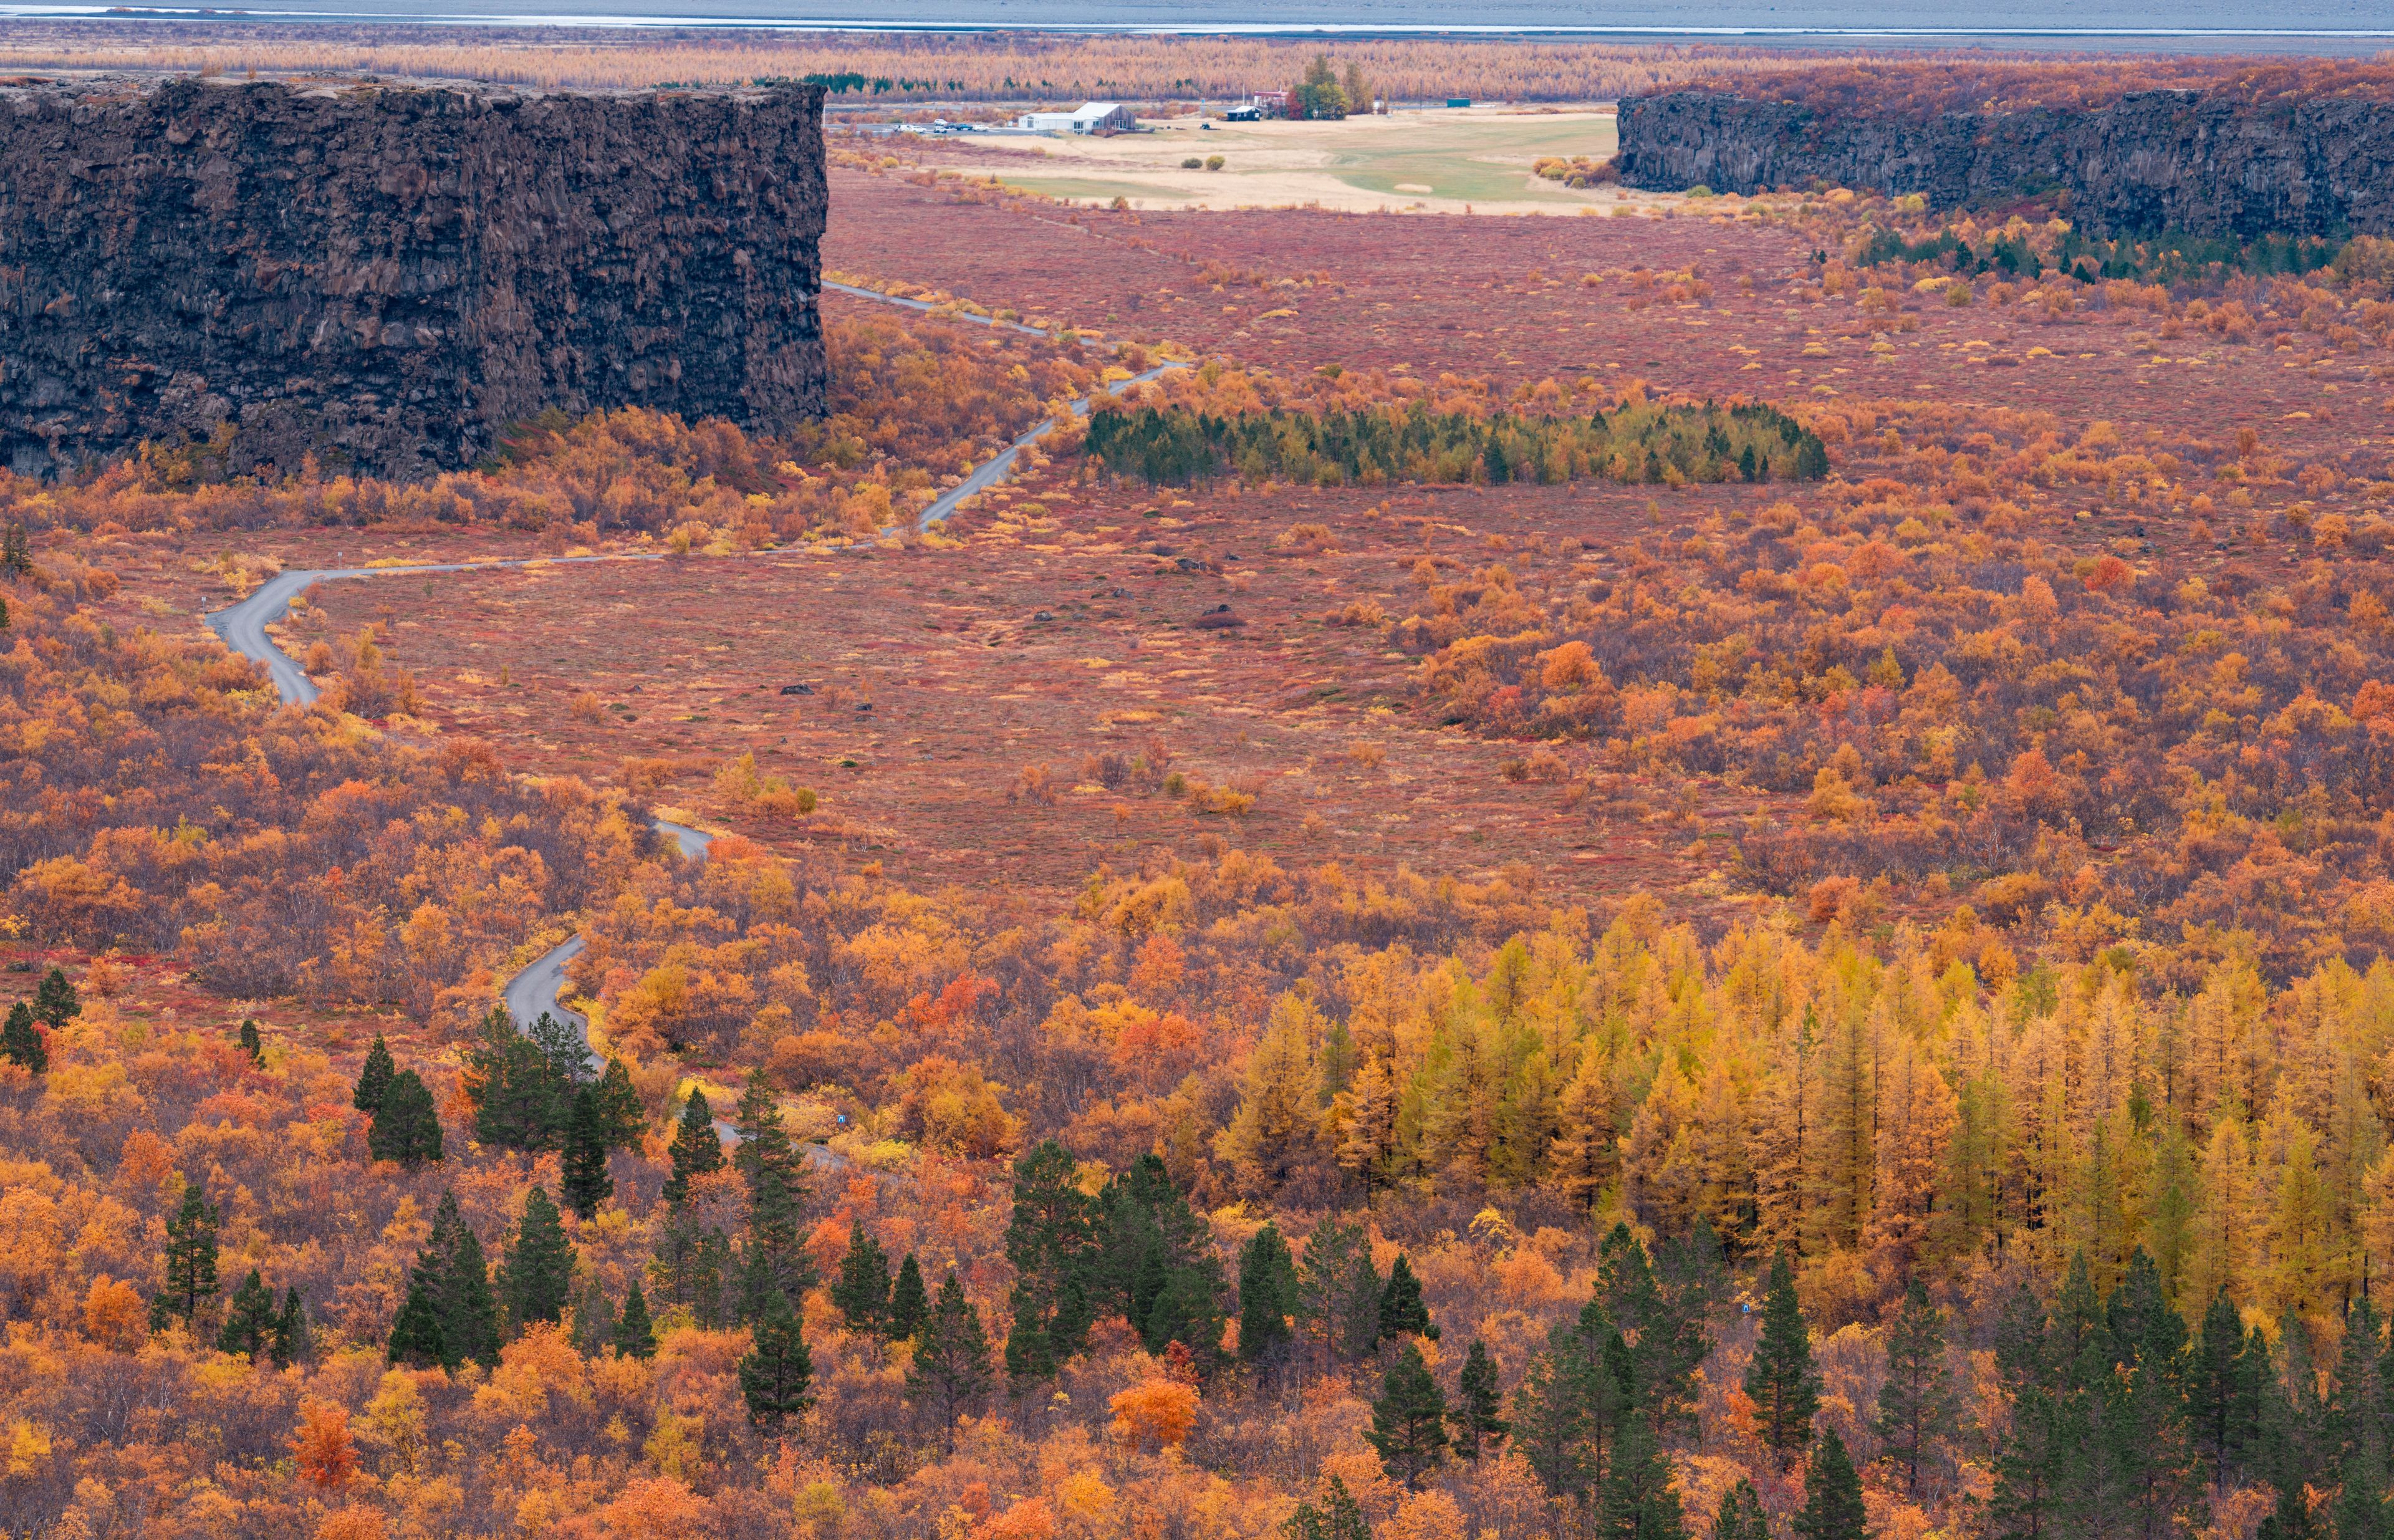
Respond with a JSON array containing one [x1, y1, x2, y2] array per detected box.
[[201, 279, 1178, 1139]]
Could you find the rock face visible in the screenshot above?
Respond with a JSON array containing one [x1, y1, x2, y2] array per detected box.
[[0, 77, 826, 479], [1616, 89, 2394, 239]]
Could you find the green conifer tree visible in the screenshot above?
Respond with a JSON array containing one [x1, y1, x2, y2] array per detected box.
[[1875, 1279, 1956, 1494], [1283, 1476, 1372, 1540], [1746, 1250, 1820, 1460], [32, 966, 79, 1029], [504, 1186, 577, 1329], [613, 1279, 657, 1360], [271, 1287, 311, 1367], [1003, 1286, 1055, 1389], [739, 1283, 815, 1433], [738, 1163, 814, 1324], [1238, 1221, 1297, 1367], [560, 1085, 615, 1221], [661, 1088, 724, 1206], [732, 1069, 799, 1194], [236, 1018, 264, 1066], [468, 1008, 567, 1152], [888, 1253, 929, 1342], [830, 1230, 892, 1333], [908, 1271, 993, 1451], [216, 1269, 277, 1358], [1005, 1139, 1102, 1369], [388, 1191, 499, 1370], [589, 1058, 647, 1148], [157, 1181, 221, 1326], [0, 1001, 45, 1074], [1715, 1478, 1773, 1540], [1367, 1342, 1451, 1489], [1794, 1427, 1872, 1540], [1600, 1408, 1689, 1540], [353, 1034, 395, 1113], [368, 1069, 444, 1168], [1453, 1338, 1510, 1459], [1379, 1253, 1438, 1342]]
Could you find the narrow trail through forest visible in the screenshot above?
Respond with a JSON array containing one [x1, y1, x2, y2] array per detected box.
[[201, 279, 1181, 1135]]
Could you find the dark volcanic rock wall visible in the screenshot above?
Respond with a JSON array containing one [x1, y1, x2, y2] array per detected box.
[[0, 78, 826, 478], [1616, 89, 2394, 240]]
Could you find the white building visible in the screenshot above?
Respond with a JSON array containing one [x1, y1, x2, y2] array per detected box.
[[1015, 102, 1138, 135]]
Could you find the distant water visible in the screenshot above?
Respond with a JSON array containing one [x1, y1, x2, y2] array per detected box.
[[2, 0, 2390, 49]]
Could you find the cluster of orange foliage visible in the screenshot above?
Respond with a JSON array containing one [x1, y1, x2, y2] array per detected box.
[[0, 561, 647, 1015], [0, 310, 1098, 544]]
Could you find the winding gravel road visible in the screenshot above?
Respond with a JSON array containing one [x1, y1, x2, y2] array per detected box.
[[202, 279, 1179, 1066]]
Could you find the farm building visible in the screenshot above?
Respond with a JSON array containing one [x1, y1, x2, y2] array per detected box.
[[1015, 102, 1138, 134]]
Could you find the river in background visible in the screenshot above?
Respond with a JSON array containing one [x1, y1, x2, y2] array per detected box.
[[0, 0, 2388, 51]]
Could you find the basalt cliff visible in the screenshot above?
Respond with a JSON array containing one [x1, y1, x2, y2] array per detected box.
[[0, 77, 827, 479], [1615, 88, 2394, 240]]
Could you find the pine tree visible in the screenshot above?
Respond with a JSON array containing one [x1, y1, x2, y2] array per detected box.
[[908, 1271, 993, 1451], [831, 1230, 893, 1334], [1379, 1253, 1438, 1342], [237, 1018, 264, 1066], [1875, 1279, 1956, 1494], [158, 1181, 221, 1325], [2190, 1288, 2262, 1494], [1003, 1285, 1055, 1389], [271, 1287, 311, 1367], [1295, 1217, 1382, 1374], [504, 1186, 577, 1329], [1794, 1427, 1872, 1540], [613, 1279, 656, 1360], [652, 1207, 732, 1329], [1746, 1250, 1820, 1459], [1601, 1223, 1708, 1437], [468, 1008, 567, 1152], [1284, 1476, 1372, 1540], [388, 1191, 501, 1370], [1238, 1221, 1297, 1367], [888, 1253, 928, 1342], [739, 1283, 815, 1433], [570, 1278, 617, 1355], [1599, 1410, 1688, 1539], [216, 1269, 278, 1358], [732, 1069, 799, 1195], [1005, 1139, 1103, 1372], [1367, 1342, 1450, 1489], [560, 1085, 615, 1221], [1452, 1338, 1509, 1459], [368, 1069, 444, 1168], [1715, 1478, 1773, 1540], [661, 1089, 724, 1206], [739, 1163, 814, 1326], [589, 1058, 647, 1148], [353, 1034, 395, 1113], [0, 1001, 45, 1074], [2103, 1248, 2195, 1538], [32, 966, 79, 1029]]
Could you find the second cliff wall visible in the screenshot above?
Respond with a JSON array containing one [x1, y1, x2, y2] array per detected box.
[[1615, 89, 2394, 240]]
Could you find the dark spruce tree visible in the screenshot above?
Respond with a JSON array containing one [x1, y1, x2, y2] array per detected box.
[[652, 1208, 733, 1330], [739, 1283, 815, 1433], [1714, 1478, 1772, 1540], [156, 1181, 221, 1326], [216, 1269, 278, 1359], [613, 1279, 657, 1360], [1366, 1342, 1450, 1489], [388, 1191, 501, 1370], [1599, 1410, 1688, 1540], [1236, 1221, 1297, 1368], [661, 1089, 724, 1206], [468, 1008, 568, 1152], [31, 966, 79, 1029], [1875, 1279, 1956, 1494], [271, 1287, 312, 1367], [1005, 1140, 1102, 1374], [908, 1271, 993, 1451], [560, 1085, 615, 1221], [1283, 1475, 1372, 1540], [1378, 1253, 1438, 1342], [738, 1163, 815, 1326], [236, 1018, 264, 1066], [352, 1034, 395, 1114], [0, 1002, 45, 1074], [1003, 1287, 1056, 1390], [830, 1230, 893, 1334], [503, 1186, 577, 1329], [888, 1253, 929, 1342], [1794, 1427, 1871, 1540], [1746, 1250, 1820, 1460], [732, 1069, 800, 1195], [588, 1059, 647, 1148], [1452, 1338, 1509, 1460], [368, 1069, 444, 1169], [1600, 1223, 1708, 1438]]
